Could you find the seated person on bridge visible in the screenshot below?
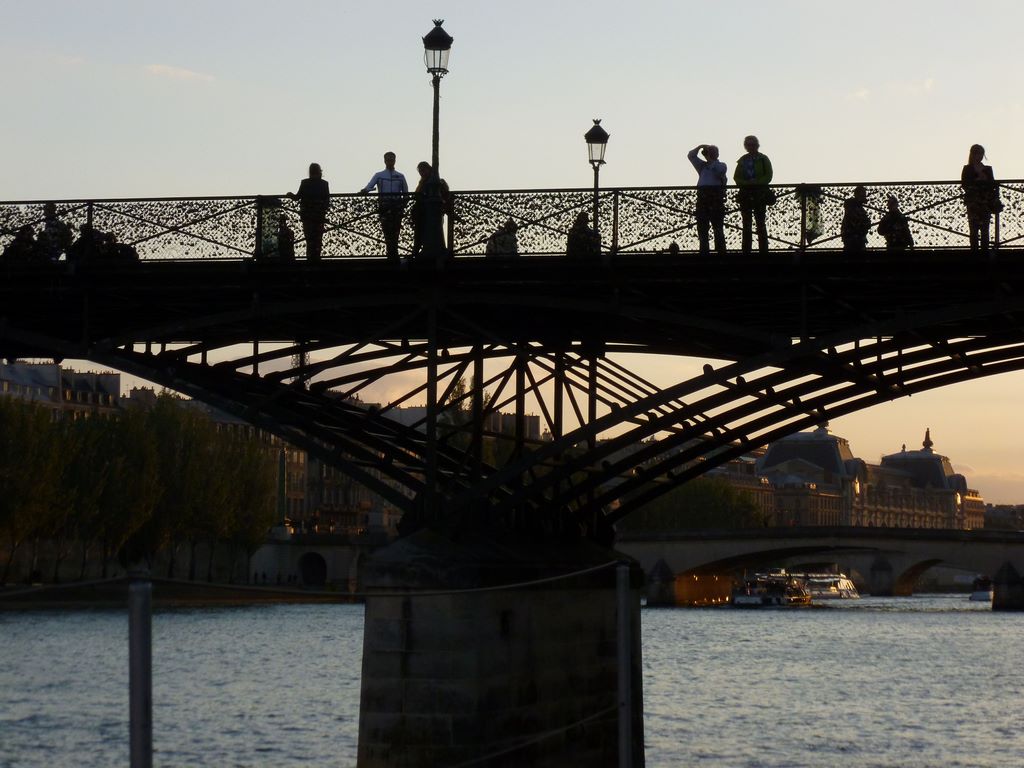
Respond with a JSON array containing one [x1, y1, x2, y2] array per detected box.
[[566, 211, 600, 259], [67, 224, 99, 265], [1, 225, 39, 263], [485, 219, 519, 257], [841, 185, 871, 252], [877, 195, 914, 252], [68, 224, 138, 264], [277, 214, 296, 261], [97, 230, 139, 262]]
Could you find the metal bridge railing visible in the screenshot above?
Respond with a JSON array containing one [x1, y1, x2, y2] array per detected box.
[[1, 181, 1021, 262]]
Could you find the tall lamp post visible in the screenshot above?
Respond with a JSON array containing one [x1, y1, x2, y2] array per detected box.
[[423, 19, 453, 174], [584, 119, 609, 233]]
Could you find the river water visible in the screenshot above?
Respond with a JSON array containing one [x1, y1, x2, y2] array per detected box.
[[1, 596, 1021, 767]]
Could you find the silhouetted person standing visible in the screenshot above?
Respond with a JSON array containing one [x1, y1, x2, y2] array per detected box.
[[566, 211, 600, 259], [360, 152, 408, 262], [961, 144, 1001, 254], [288, 163, 330, 261], [411, 161, 448, 259], [733, 135, 773, 254], [877, 195, 914, 252], [687, 143, 728, 255], [38, 202, 73, 262], [841, 185, 871, 252]]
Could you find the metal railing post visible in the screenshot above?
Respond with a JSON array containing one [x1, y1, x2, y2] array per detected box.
[[799, 188, 807, 252], [254, 197, 264, 259], [129, 569, 153, 768], [612, 189, 620, 254]]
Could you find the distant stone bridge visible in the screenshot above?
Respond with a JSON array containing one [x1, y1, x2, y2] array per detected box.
[[616, 526, 1024, 608]]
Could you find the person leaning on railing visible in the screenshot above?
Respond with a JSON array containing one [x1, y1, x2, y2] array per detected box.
[[961, 143, 1002, 254], [287, 162, 330, 261], [411, 161, 449, 259], [359, 151, 409, 262]]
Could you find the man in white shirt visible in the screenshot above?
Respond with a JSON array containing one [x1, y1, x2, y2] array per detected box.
[[360, 152, 409, 261], [687, 144, 728, 255]]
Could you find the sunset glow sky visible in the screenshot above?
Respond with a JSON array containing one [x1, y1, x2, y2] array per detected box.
[[3, 1, 1023, 501]]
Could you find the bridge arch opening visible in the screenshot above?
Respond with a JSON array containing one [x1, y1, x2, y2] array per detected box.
[[298, 552, 328, 587]]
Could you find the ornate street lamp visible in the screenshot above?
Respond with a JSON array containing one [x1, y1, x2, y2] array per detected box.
[[584, 119, 609, 232], [423, 19, 453, 173]]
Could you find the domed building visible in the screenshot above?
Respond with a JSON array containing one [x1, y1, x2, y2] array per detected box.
[[755, 424, 984, 529], [755, 424, 861, 526], [868, 428, 985, 529]]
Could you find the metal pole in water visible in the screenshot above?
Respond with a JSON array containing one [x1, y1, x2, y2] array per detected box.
[[129, 570, 153, 768], [616, 562, 633, 768]]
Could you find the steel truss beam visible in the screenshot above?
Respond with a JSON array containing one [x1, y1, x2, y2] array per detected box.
[[2, 251, 1024, 540]]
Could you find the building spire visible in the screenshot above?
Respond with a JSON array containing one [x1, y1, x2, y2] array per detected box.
[[922, 427, 933, 452]]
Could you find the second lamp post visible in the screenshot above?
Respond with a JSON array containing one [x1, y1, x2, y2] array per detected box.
[[423, 19, 454, 174], [584, 119, 610, 234]]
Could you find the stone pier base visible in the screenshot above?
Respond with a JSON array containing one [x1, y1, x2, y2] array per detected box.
[[993, 561, 1024, 611], [357, 530, 645, 767]]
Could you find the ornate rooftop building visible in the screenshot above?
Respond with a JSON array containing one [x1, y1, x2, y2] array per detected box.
[[755, 424, 984, 530]]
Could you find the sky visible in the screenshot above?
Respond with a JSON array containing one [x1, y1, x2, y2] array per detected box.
[[3, 1, 1024, 502]]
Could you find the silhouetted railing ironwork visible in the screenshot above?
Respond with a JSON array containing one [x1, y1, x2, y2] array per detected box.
[[2, 181, 1021, 261]]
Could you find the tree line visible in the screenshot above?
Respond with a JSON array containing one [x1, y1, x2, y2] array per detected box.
[[617, 474, 769, 533], [0, 394, 276, 584]]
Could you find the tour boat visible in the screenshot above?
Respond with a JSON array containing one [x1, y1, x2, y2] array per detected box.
[[794, 572, 860, 600], [731, 569, 812, 607]]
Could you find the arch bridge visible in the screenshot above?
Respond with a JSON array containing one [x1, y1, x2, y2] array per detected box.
[[2, 180, 1024, 546], [617, 527, 1024, 601]]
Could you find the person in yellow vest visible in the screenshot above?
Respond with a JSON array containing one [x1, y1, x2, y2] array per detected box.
[[733, 135, 773, 254]]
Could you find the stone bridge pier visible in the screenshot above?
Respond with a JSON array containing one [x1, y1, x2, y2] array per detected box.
[[993, 562, 1024, 610], [356, 531, 645, 768]]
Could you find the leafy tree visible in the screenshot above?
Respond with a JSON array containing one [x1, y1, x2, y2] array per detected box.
[[0, 392, 289, 584], [96, 408, 160, 574], [52, 416, 107, 581], [222, 437, 276, 581], [0, 400, 62, 583]]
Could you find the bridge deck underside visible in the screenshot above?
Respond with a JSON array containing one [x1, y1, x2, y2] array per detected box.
[[2, 249, 1022, 357], [2, 250, 1024, 537]]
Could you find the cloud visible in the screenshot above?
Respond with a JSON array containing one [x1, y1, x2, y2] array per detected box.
[[886, 78, 938, 97], [144, 64, 215, 83], [52, 53, 87, 68], [848, 78, 937, 103]]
